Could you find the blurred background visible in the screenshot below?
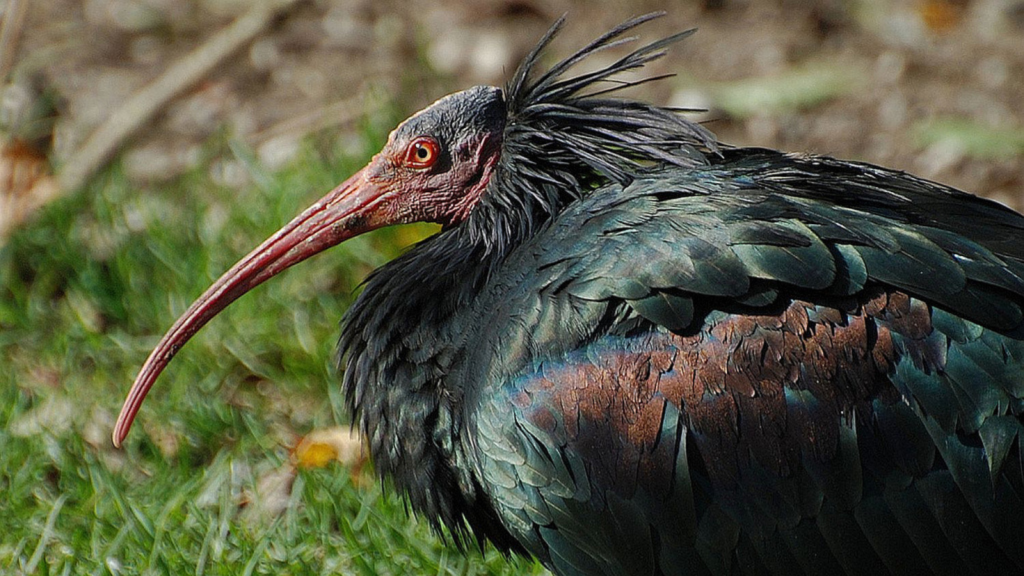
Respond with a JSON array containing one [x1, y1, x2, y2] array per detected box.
[[1, 0, 1022, 574], [4, 0, 1023, 227]]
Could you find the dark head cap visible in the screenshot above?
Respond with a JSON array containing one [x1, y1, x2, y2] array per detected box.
[[392, 85, 505, 150]]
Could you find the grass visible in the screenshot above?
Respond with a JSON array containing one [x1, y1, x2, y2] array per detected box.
[[702, 59, 867, 119], [914, 116, 1024, 160], [0, 116, 547, 575]]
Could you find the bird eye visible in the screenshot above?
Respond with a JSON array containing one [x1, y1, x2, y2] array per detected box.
[[403, 137, 440, 169]]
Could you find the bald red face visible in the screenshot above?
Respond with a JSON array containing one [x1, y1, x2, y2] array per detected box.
[[113, 86, 506, 447], [363, 128, 502, 227]]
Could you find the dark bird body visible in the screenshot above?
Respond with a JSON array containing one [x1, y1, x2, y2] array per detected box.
[[115, 15, 1024, 575]]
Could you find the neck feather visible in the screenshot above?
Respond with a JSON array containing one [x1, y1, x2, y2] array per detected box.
[[337, 220, 522, 550]]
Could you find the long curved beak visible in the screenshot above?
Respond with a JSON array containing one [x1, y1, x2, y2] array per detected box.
[[113, 167, 384, 448]]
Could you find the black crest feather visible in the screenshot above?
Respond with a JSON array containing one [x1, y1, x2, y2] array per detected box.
[[467, 12, 718, 253]]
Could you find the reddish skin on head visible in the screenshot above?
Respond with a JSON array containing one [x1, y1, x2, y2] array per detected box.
[[112, 99, 503, 448]]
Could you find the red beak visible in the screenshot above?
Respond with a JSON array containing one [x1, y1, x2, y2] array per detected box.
[[113, 167, 385, 448]]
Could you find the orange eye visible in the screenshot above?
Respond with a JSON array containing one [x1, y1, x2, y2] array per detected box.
[[403, 137, 440, 169]]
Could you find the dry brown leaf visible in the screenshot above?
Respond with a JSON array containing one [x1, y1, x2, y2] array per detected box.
[[293, 426, 365, 469], [918, 0, 966, 33], [0, 139, 59, 240]]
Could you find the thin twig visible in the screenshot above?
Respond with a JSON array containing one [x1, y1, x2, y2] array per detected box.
[[57, 0, 302, 194], [0, 0, 28, 82], [252, 94, 365, 144]]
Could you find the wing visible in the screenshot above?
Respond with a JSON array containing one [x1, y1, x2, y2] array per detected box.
[[543, 149, 1024, 336], [463, 149, 1024, 575]]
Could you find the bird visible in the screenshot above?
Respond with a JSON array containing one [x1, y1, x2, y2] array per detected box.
[[114, 13, 1024, 576]]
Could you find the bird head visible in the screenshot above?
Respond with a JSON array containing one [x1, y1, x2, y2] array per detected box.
[[360, 86, 505, 227], [111, 86, 506, 447]]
